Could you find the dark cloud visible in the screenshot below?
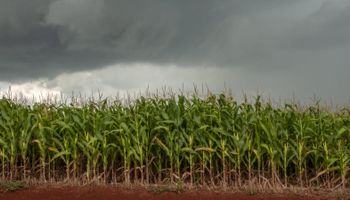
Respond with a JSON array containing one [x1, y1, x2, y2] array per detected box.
[[0, 0, 305, 81], [1, 0, 350, 91], [281, 0, 350, 51]]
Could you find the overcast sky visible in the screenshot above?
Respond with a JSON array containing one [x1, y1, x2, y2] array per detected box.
[[1, 0, 350, 104]]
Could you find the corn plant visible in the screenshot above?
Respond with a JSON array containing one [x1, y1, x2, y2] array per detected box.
[[0, 93, 348, 189]]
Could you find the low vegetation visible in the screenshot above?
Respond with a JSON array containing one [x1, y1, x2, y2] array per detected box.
[[0, 181, 27, 192]]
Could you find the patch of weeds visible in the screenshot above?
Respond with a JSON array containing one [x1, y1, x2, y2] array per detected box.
[[245, 185, 258, 196], [0, 181, 27, 193], [175, 180, 184, 193], [147, 185, 172, 194], [148, 181, 185, 194]]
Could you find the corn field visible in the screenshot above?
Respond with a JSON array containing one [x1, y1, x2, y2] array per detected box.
[[0, 94, 349, 189]]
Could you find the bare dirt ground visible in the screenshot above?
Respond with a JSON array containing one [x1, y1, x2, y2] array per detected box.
[[0, 186, 344, 200]]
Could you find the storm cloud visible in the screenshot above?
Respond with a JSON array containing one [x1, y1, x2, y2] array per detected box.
[[1, 0, 350, 103], [0, 0, 316, 78]]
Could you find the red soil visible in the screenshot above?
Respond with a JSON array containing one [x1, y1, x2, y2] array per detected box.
[[0, 186, 340, 200]]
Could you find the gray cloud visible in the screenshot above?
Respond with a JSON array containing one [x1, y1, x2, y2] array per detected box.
[[1, 0, 350, 103], [1, 0, 309, 81], [281, 0, 350, 50]]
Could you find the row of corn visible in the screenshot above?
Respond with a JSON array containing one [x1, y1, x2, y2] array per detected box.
[[0, 94, 349, 188]]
